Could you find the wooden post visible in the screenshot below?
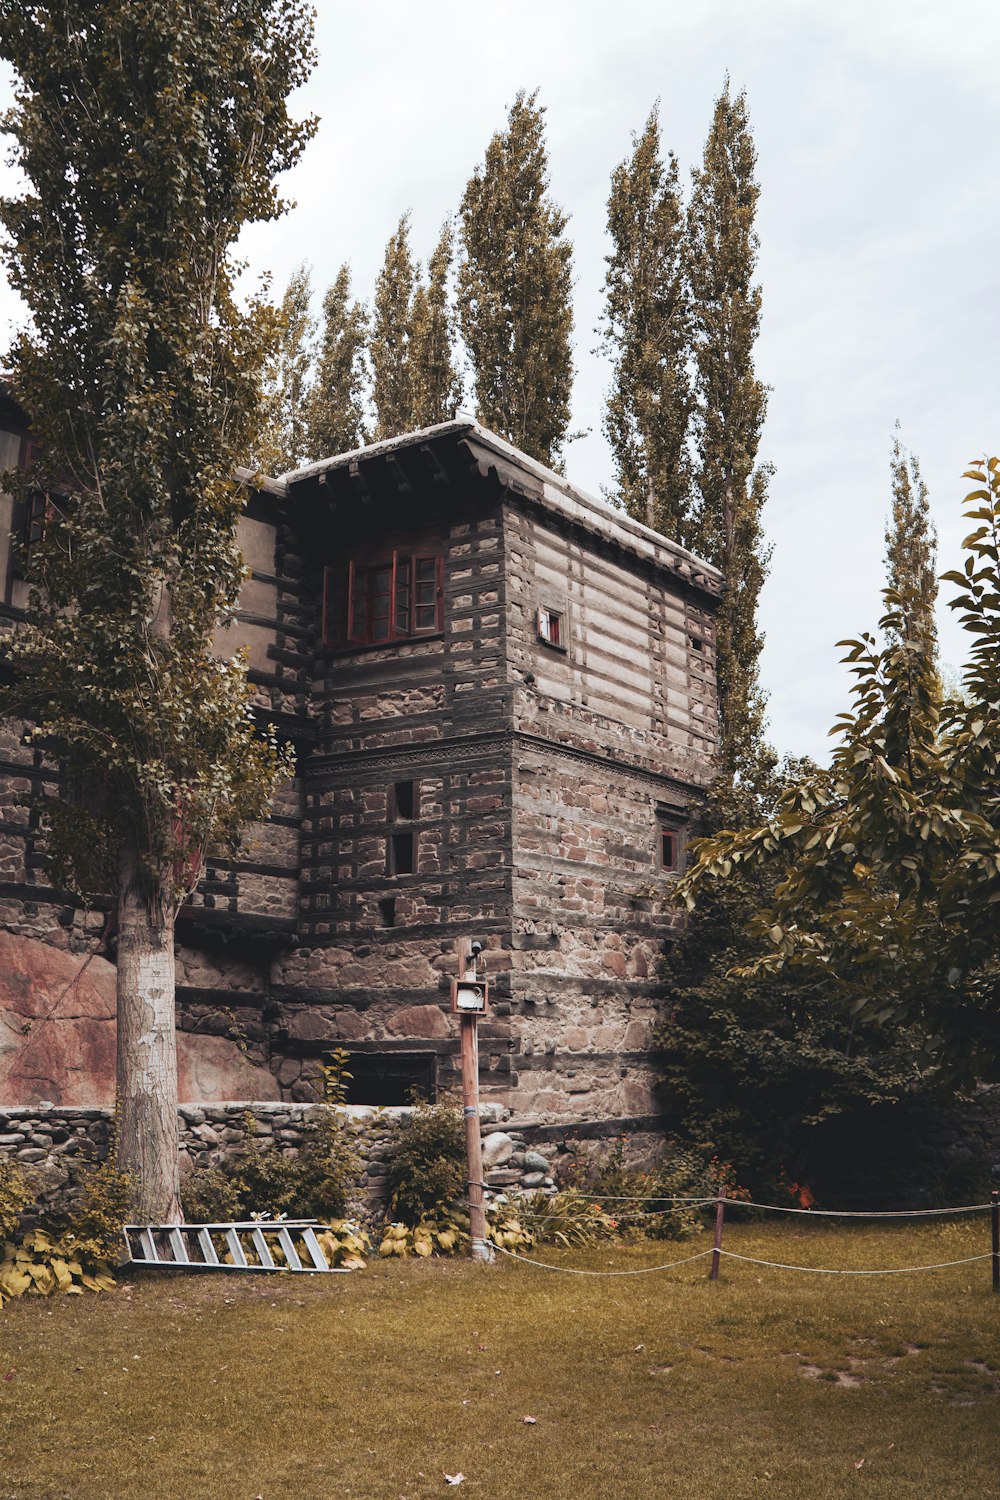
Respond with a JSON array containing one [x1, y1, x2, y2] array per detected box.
[[457, 939, 492, 1263], [708, 1193, 725, 1281], [991, 1189, 999, 1293]]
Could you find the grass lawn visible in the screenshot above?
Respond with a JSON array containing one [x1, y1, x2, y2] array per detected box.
[[1, 1219, 998, 1500]]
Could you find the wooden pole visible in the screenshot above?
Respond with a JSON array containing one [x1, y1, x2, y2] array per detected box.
[[991, 1189, 999, 1293], [708, 1193, 725, 1281], [457, 940, 491, 1263]]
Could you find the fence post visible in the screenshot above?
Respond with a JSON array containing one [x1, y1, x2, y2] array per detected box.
[[991, 1190, 999, 1293], [708, 1193, 725, 1281]]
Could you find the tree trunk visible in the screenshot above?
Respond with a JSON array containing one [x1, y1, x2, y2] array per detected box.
[[116, 845, 182, 1222]]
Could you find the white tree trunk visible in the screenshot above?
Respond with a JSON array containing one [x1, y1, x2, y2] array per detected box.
[[116, 846, 182, 1222]]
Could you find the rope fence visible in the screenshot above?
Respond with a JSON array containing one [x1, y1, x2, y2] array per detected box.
[[482, 1188, 1000, 1286]]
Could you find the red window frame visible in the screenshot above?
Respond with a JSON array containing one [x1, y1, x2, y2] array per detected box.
[[324, 545, 443, 649]]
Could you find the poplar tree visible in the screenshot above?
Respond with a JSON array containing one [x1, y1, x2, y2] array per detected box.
[[458, 90, 574, 468], [688, 82, 771, 780], [410, 220, 463, 429], [370, 213, 416, 441], [259, 262, 316, 472], [306, 264, 369, 458], [601, 105, 692, 539], [886, 423, 938, 651], [0, 0, 313, 1219]]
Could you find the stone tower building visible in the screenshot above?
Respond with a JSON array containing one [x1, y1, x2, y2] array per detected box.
[[0, 409, 720, 1138]]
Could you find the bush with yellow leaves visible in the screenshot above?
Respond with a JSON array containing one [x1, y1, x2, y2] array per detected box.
[[378, 1203, 535, 1259], [1, 1228, 115, 1307], [315, 1219, 371, 1270]]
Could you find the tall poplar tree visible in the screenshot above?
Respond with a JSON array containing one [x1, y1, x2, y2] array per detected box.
[[410, 220, 463, 429], [601, 105, 692, 540], [0, 0, 313, 1218], [307, 264, 369, 457], [259, 261, 316, 472], [688, 81, 771, 780], [886, 423, 938, 651], [370, 213, 416, 441], [458, 90, 575, 468]]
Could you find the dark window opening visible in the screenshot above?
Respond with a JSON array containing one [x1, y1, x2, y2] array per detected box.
[[392, 780, 417, 820], [323, 544, 443, 648], [537, 605, 563, 648], [378, 897, 396, 928], [388, 830, 416, 876], [660, 827, 681, 873], [340, 1051, 437, 1106], [690, 635, 704, 652]]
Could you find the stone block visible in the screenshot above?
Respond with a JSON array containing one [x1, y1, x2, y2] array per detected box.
[[481, 1132, 514, 1169], [385, 1004, 450, 1040]]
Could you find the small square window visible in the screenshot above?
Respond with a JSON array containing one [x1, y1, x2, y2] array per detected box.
[[537, 606, 563, 648]]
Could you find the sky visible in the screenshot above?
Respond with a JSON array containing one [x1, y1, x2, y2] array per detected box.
[[2, 0, 999, 762]]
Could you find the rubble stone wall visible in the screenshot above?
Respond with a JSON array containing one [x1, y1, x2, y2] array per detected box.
[[0, 1102, 660, 1215]]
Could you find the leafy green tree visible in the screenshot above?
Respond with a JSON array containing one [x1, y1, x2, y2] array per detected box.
[[258, 261, 316, 473], [0, 0, 314, 1218], [688, 82, 771, 779], [677, 458, 1000, 1081], [886, 423, 938, 651], [657, 769, 947, 1201], [306, 263, 369, 457], [600, 104, 692, 539], [371, 213, 417, 441], [458, 90, 575, 468], [410, 220, 463, 429]]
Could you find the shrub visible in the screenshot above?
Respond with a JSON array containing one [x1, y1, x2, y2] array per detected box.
[[180, 1167, 244, 1223], [518, 1189, 617, 1248], [66, 1159, 135, 1260], [379, 1208, 469, 1259], [235, 1108, 358, 1222], [567, 1139, 748, 1240], [0, 1158, 32, 1240], [386, 1101, 466, 1222], [1, 1228, 115, 1303], [486, 1201, 534, 1254], [314, 1219, 370, 1270]]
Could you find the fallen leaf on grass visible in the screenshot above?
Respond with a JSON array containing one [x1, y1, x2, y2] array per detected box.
[[444, 1474, 465, 1486], [854, 1459, 865, 1470], [3, 1369, 16, 1382], [522, 1416, 537, 1424]]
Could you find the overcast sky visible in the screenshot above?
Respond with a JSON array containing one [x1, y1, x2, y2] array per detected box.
[[3, 0, 998, 761]]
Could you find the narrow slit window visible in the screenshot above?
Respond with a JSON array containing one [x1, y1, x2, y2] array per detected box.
[[660, 827, 681, 873], [392, 780, 416, 820], [388, 830, 416, 876], [378, 897, 397, 928]]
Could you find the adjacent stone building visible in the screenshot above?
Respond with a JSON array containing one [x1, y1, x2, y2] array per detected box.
[[0, 409, 721, 1136]]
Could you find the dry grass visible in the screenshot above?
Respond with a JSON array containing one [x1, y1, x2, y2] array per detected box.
[[1, 1219, 998, 1500]]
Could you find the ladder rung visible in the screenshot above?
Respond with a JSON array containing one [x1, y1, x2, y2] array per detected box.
[[300, 1226, 331, 1271], [277, 1227, 303, 1271], [250, 1227, 275, 1269], [168, 1228, 190, 1264], [225, 1228, 248, 1268], [196, 1228, 220, 1266]]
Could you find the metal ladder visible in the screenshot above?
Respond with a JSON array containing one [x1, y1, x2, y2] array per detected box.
[[123, 1220, 352, 1274]]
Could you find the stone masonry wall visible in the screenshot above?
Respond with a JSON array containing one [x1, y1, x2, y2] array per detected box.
[[0, 1101, 630, 1218]]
